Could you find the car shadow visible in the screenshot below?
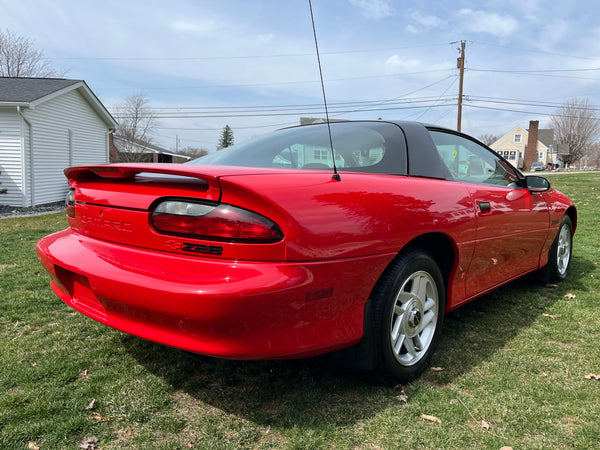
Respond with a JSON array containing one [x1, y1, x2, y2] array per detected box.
[[122, 255, 594, 428]]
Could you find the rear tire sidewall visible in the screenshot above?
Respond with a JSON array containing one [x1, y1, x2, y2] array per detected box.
[[374, 250, 446, 383]]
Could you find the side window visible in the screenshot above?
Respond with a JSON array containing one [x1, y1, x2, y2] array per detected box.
[[429, 130, 520, 187]]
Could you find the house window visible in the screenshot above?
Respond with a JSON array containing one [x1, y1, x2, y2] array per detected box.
[[314, 149, 328, 160], [539, 152, 544, 160], [519, 152, 523, 158], [514, 134, 522, 143], [509, 151, 516, 160]]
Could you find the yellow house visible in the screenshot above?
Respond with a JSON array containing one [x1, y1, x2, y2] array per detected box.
[[490, 125, 558, 170]]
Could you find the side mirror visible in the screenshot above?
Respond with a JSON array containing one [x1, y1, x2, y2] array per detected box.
[[525, 175, 550, 192]]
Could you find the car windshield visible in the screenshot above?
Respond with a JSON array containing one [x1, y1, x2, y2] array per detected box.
[[189, 121, 407, 174]]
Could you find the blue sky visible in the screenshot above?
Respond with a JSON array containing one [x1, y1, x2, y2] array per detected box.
[[2, 0, 600, 151]]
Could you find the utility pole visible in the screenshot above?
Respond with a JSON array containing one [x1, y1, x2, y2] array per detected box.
[[175, 135, 180, 152], [456, 40, 466, 132]]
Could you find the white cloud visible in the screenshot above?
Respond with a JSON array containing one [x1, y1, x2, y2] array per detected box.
[[410, 11, 442, 29], [348, 0, 393, 20], [538, 20, 569, 50], [257, 34, 275, 44], [384, 55, 421, 71], [457, 9, 519, 38], [405, 10, 442, 33], [170, 19, 219, 37]]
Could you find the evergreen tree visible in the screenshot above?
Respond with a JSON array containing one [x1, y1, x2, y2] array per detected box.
[[217, 125, 234, 150]]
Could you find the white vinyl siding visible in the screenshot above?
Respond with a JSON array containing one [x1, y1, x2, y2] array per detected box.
[[0, 110, 26, 206], [26, 90, 109, 205]]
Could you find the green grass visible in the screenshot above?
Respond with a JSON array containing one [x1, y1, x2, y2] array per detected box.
[[1, 172, 600, 449]]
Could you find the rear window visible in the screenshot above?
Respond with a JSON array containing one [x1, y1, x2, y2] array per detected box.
[[190, 122, 407, 174]]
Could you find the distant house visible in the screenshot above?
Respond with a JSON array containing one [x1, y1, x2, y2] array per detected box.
[[0, 77, 117, 207], [490, 121, 559, 170], [110, 135, 190, 163]]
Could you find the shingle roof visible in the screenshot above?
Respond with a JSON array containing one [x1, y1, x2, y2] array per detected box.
[[0, 77, 82, 103], [537, 129, 555, 148]]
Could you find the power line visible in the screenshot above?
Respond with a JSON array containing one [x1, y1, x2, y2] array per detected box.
[[53, 43, 450, 62], [99, 68, 455, 92], [473, 41, 600, 62]]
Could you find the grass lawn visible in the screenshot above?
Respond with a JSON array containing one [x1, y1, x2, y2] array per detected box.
[[1, 172, 599, 449]]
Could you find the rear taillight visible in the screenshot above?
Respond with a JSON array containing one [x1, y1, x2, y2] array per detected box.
[[65, 189, 75, 217], [151, 200, 283, 243]]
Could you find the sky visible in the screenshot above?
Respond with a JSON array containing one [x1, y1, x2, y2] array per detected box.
[[2, 0, 600, 152]]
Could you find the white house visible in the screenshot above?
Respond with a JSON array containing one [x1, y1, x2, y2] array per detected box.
[[0, 77, 117, 207]]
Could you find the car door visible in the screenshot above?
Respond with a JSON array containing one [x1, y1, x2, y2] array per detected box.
[[429, 130, 550, 297]]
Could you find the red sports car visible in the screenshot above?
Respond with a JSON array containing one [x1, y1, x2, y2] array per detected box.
[[37, 121, 576, 382]]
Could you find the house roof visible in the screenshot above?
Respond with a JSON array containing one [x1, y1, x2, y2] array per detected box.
[[0, 77, 117, 130], [0, 77, 81, 102], [113, 135, 191, 159], [537, 129, 555, 148]]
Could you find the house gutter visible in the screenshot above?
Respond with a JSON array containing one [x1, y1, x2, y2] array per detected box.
[[17, 106, 35, 206]]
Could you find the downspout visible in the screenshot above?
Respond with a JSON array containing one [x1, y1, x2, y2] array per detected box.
[[17, 106, 35, 207], [106, 130, 112, 163]]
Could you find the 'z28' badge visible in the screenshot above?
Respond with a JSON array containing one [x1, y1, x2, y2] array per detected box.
[[165, 240, 223, 255]]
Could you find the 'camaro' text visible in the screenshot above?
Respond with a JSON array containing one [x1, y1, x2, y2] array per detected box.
[[81, 215, 133, 232]]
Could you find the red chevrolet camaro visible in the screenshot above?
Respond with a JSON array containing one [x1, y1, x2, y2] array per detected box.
[[37, 120, 576, 382]]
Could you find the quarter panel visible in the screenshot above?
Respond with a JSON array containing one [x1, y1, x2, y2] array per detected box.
[[219, 173, 477, 262]]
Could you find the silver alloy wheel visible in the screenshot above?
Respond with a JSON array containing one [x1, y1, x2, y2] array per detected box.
[[389, 270, 439, 366], [556, 224, 572, 277]]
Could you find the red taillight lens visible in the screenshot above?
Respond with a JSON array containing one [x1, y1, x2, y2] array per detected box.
[[65, 188, 75, 217], [151, 200, 283, 243]]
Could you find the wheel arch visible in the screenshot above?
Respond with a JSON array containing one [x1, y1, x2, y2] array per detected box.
[[565, 205, 577, 234], [399, 232, 456, 290], [338, 232, 456, 372]]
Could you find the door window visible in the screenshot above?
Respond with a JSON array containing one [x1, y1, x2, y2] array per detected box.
[[429, 130, 520, 187]]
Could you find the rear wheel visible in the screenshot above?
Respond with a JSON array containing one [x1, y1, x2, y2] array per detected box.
[[371, 250, 445, 383]]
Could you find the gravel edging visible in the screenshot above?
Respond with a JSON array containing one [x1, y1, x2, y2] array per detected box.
[[0, 201, 65, 219]]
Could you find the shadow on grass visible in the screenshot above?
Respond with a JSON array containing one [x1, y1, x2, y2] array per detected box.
[[123, 255, 595, 428]]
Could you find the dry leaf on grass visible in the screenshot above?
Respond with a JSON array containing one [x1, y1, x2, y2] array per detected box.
[[89, 412, 109, 422], [420, 414, 441, 424], [500, 447, 513, 450], [86, 399, 96, 410], [80, 437, 98, 450], [394, 384, 408, 403], [396, 394, 409, 404], [564, 293, 576, 299], [480, 420, 490, 431], [27, 442, 40, 450], [430, 367, 445, 372], [584, 373, 600, 381], [542, 313, 561, 319]]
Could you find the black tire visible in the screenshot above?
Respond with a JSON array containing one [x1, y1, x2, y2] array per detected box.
[[371, 250, 446, 384], [543, 215, 573, 282]]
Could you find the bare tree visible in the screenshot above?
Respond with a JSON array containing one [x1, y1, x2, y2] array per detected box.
[[585, 142, 600, 169], [478, 134, 500, 146], [114, 92, 158, 162], [551, 98, 600, 167], [177, 146, 209, 160], [0, 29, 64, 77]]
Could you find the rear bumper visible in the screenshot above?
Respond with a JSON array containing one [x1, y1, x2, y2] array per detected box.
[[37, 229, 394, 359]]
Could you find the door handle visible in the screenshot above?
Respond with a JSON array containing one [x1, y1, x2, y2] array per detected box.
[[478, 201, 491, 213]]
